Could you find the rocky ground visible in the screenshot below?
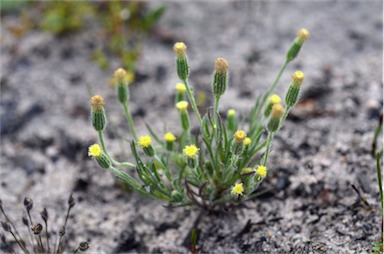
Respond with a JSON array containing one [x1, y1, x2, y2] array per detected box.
[[1, 1, 383, 253]]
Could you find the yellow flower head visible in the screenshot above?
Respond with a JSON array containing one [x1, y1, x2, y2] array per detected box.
[[173, 42, 187, 56], [114, 68, 134, 86], [243, 137, 251, 146], [255, 165, 267, 178], [90, 95, 104, 107], [231, 183, 244, 196], [90, 95, 105, 111], [234, 130, 247, 144], [138, 135, 152, 148], [183, 144, 199, 158], [227, 109, 236, 117], [297, 28, 310, 42], [176, 101, 189, 112], [271, 104, 285, 120], [214, 57, 229, 74], [291, 70, 305, 86], [269, 94, 281, 104], [164, 132, 176, 142], [241, 167, 253, 174], [176, 83, 186, 93], [88, 144, 102, 158], [114, 68, 127, 80]]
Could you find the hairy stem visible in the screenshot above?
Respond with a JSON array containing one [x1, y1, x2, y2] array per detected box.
[[122, 102, 138, 141], [263, 132, 274, 166], [264, 60, 289, 104], [183, 79, 203, 127], [98, 131, 136, 168]]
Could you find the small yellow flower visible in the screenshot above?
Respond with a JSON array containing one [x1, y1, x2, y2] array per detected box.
[[297, 28, 310, 42], [243, 137, 251, 146], [214, 57, 229, 74], [173, 42, 187, 56], [90, 95, 104, 107], [271, 104, 285, 120], [164, 132, 176, 142], [114, 68, 134, 86], [176, 101, 189, 112], [234, 130, 247, 144], [255, 165, 267, 178], [176, 83, 186, 93], [183, 144, 199, 158], [227, 109, 236, 117], [138, 135, 152, 148], [241, 167, 253, 174], [231, 183, 244, 196], [269, 94, 281, 104], [88, 144, 102, 157], [291, 70, 304, 85], [114, 68, 127, 80], [90, 95, 105, 112]]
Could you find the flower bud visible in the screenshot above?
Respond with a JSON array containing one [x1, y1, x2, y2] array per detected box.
[[79, 242, 89, 252], [264, 94, 281, 117], [243, 137, 251, 146], [138, 136, 155, 157], [40, 208, 48, 222], [173, 42, 189, 80], [90, 95, 107, 131], [24, 197, 33, 212], [286, 28, 310, 62], [175, 83, 186, 102], [285, 71, 304, 107], [176, 101, 190, 131], [31, 223, 43, 235], [212, 58, 229, 97], [268, 104, 285, 132], [68, 193, 76, 208], [232, 130, 247, 155], [234, 130, 247, 144], [114, 68, 129, 104], [88, 144, 111, 169], [164, 132, 176, 151], [227, 109, 237, 132]]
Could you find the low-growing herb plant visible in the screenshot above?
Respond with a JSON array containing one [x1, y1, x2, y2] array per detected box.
[[0, 195, 89, 254], [88, 29, 309, 210]]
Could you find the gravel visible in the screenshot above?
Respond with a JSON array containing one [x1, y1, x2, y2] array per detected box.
[[1, 1, 382, 253]]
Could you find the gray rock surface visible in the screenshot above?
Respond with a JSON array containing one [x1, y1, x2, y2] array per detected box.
[[1, 1, 382, 253]]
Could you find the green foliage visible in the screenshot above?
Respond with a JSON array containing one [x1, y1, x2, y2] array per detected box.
[[4, 1, 165, 73], [88, 29, 309, 210], [40, 1, 94, 34], [0, 0, 30, 12]]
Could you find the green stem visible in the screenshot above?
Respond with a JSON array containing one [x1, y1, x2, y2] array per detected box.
[[98, 131, 136, 168], [122, 102, 138, 141], [214, 95, 220, 128], [154, 155, 173, 184], [183, 79, 203, 127], [264, 60, 289, 103], [280, 105, 292, 128], [263, 132, 274, 166]]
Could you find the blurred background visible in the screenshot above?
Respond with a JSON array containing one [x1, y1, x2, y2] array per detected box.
[[1, 1, 383, 253]]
